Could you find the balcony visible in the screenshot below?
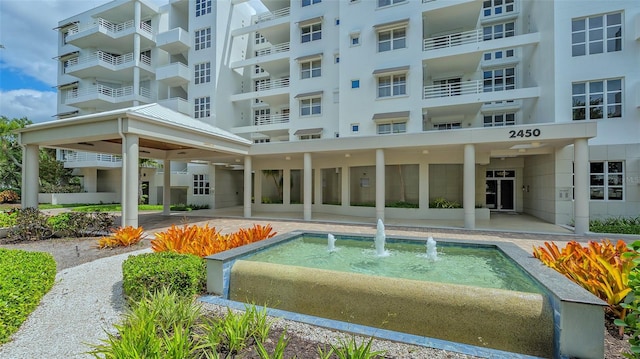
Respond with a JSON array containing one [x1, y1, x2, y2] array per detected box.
[[254, 113, 289, 126], [66, 18, 154, 50], [61, 151, 122, 169], [64, 84, 155, 109], [64, 51, 152, 81], [422, 80, 539, 109], [231, 7, 290, 41], [157, 27, 190, 55], [230, 42, 290, 74], [157, 97, 190, 115], [423, 29, 482, 51], [230, 77, 290, 104], [156, 62, 190, 86]]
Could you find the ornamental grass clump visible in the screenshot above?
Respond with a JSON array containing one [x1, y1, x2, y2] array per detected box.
[[151, 223, 276, 258], [97, 226, 146, 248], [533, 239, 637, 320]]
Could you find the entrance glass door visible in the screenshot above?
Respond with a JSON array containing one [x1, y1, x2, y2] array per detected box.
[[485, 170, 515, 211]]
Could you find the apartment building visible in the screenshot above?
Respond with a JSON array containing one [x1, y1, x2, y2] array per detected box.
[[21, 0, 638, 232]]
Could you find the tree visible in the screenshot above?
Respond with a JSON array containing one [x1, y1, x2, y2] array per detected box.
[[0, 116, 31, 189]]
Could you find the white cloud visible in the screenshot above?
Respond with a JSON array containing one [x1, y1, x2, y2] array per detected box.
[[0, 89, 57, 123]]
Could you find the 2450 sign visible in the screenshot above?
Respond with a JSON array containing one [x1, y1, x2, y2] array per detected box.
[[509, 128, 541, 138]]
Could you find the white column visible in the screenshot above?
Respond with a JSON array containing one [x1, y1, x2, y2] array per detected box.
[[419, 162, 429, 209], [133, 1, 141, 106], [122, 134, 139, 227], [163, 159, 171, 215], [463, 144, 476, 229], [22, 144, 39, 208], [574, 138, 589, 234], [375, 149, 385, 221], [244, 156, 252, 218], [341, 165, 349, 208], [303, 152, 312, 221], [283, 169, 290, 205]]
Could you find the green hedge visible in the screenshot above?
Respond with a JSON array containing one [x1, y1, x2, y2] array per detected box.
[[0, 249, 56, 344], [122, 252, 206, 303]]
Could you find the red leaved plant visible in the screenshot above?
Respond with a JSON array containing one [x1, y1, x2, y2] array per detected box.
[[97, 226, 145, 248], [151, 223, 276, 258], [533, 239, 637, 320]]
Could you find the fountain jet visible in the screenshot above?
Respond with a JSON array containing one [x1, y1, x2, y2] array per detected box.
[[426, 236, 438, 261], [327, 233, 337, 252], [375, 219, 389, 256]]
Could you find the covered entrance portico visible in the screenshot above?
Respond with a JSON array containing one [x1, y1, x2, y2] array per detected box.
[[17, 104, 251, 227]]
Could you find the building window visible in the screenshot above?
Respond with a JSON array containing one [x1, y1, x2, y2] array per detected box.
[[483, 67, 515, 92], [483, 0, 514, 17], [377, 0, 406, 7], [302, 0, 321, 6], [254, 79, 269, 91], [377, 74, 406, 98], [572, 12, 622, 57], [351, 123, 359, 133], [435, 122, 462, 130], [590, 161, 624, 200], [254, 109, 270, 125], [334, 55, 340, 63], [254, 138, 271, 143], [351, 80, 360, 89], [378, 27, 406, 52], [377, 121, 406, 134], [484, 49, 515, 61], [195, 0, 211, 17], [483, 113, 516, 127], [301, 59, 321, 79], [483, 22, 515, 41], [193, 174, 210, 195], [335, 18, 340, 26], [301, 23, 322, 43], [300, 134, 321, 140], [194, 96, 210, 118], [572, 78, 622, 120], [194, 28, 211, 50], [254, 65, 265, 75], [350, 33, 360, 46], [300, 97, 321, 116], [194, 62, 211, 84], [255, 32, 266, 45]]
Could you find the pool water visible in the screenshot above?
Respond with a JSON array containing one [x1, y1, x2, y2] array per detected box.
[[243, 235, 542, 293]]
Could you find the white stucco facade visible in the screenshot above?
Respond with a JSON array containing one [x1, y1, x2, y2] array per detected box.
[[38, 0, 639, 231]]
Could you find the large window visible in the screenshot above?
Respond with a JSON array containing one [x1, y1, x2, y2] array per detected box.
[[377, 74, 406, 98], [194, 62, 211, 84], [193, 174, 210, 195], [255, 32, 266, 45], [301, 23, 322, 43], [378, 27, 406, 52], [377, 121, 406, 134], [483, 0, 515, 17], [483, 67, 515, 92], [301, 59, 321, 79], [194, 96, 210, 119], [377, 0, 406, 7], [194, 28, 211, 50], [590, 161, 624, 201], [300, 97, 321, 116], [572, 78, 622, 120], [195, 0, 211, 17], [483, 22, 515, 41], [572, 12, 622, 57], [302, 0, 321, 6], [483, 113, 516, 127]]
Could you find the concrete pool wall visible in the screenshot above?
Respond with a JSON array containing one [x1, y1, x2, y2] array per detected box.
[[206, 231, 606, 358]]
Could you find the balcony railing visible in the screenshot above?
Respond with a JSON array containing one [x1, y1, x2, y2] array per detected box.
[[254, 113, 290, 126], [254, 42, 290, 57], [423, 80, 483, 99], [65, 51, 134, 68], [254, 77, 290, 92], [67, 18, 152, 37], [423, 29, 483, 51], [255, 7, 290, 23], [65, 84, 153, 102], [61, 151, 122, 163]]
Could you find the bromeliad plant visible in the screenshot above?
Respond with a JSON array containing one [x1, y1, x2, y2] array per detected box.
[[151, 223, 276, 257], [97, 226, 146, 248], [533, 239, 637, 320]]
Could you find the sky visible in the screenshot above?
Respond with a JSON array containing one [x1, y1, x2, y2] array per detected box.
[[0, 0, 162, 123]]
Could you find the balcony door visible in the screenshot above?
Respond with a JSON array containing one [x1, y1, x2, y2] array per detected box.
[[435, 78, 461, 97], [486, 170, 515, 211]]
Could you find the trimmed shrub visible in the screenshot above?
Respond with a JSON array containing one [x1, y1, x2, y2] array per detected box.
[[47, 212, 114, 237], [122, 252, 206, 303], [0, 248, 56, 343], [0, 190, 19, 204], [590, 216, 640, 235], [0, 211, 17, 228], [8, 208, 52, 241]]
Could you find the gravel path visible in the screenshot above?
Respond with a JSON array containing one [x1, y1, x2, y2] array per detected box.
[[0, 249, 150, 359]]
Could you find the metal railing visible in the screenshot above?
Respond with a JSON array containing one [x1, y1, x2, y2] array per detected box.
[[254, 42, 290, 57], [67, 18, 152, 36], [65, 85, 153, 102], [61, 151, 122, 163], [254, 77, 290, 92], [253, 113, 290, 126], [255, 7, 290, 23], [65, 51, 134, 69], [423, 80, 483, 99], [423, 29, 483, 51], [140, 53, 151, 66]]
